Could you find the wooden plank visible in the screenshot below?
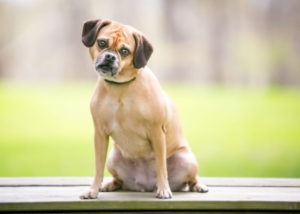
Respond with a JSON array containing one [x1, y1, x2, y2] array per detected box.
[[0, 177, 93, 187], [0, 185, 300, 212], [201, 177, 300, 187], [0, 212, 289, 214], [0, 212, 286, 214], [1, 177, 300, 187]]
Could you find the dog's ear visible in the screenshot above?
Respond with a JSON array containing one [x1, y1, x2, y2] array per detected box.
[[133, 33, 153, 69], [82, 19, 111, 47]]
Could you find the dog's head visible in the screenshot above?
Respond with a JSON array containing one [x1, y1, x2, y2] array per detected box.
[[82, 19, 153, 82]]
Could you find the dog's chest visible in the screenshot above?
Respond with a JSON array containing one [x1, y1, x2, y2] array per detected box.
[[103, 96, 152, 158]]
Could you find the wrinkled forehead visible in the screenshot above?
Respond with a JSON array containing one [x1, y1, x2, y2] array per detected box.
[[97, 23, 135, 46]]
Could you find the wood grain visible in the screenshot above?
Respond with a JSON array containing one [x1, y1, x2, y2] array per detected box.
[[1, 177, 300, 187], [0, 177, 299, 212]]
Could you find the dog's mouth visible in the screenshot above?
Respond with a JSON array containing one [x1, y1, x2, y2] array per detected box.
[[95, 52, 120, 77], [95, 63, 119, 76], [98, 64, 114, 72]]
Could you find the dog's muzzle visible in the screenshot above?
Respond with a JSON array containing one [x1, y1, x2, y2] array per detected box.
[[95, 52, 119, 76]]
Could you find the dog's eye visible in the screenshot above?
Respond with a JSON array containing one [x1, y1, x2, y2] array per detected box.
[[119, 48, 130, 57], [97, 40, 108, 49]]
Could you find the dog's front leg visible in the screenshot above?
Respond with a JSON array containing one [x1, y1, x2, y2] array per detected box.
[[80, 130, 109, 199], [150, 126, 172, 199]]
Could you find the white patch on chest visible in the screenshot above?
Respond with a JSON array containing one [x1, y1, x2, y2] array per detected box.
[[104, 96, 152, 159], [105, 97, 122, 133]]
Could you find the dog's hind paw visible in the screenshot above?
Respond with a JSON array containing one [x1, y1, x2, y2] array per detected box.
[[80, 188, 99, 199], [101, 179, 122, 192], [190, 182, 209, 193]]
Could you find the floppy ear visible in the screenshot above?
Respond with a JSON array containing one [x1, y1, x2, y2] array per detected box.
[[82, 19, 111, 47], [133, 33, 153, 69]]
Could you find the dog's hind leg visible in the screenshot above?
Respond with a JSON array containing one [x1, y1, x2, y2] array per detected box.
[[167, 149, 208, 193], [101, 151, 123, 192]]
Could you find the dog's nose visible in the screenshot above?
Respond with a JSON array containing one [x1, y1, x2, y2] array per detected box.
[[105, 53, 116, 62]]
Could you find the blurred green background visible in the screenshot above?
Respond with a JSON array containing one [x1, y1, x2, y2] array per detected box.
[[0, 0, 300, 177], [1, 82, 300, 177]]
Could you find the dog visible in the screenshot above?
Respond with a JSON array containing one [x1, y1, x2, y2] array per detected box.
[[80, 19, 208, 199]]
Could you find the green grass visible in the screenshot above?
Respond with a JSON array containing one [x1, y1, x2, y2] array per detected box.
[[0, 82, 300, 177]]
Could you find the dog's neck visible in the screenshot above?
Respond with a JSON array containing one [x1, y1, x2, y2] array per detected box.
[[104, 77, 136, 85]]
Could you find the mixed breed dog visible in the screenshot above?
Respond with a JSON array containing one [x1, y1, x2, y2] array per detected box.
[[80, 19, 208, 199]]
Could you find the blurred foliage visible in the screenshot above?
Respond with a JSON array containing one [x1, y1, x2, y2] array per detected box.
[[1, 0, 300, 85], [1, 82, 300, 177]]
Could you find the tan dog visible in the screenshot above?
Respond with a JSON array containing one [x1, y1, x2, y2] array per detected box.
[[80, 19, 208, 199]]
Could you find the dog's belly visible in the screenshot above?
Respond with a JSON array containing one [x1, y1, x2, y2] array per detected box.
[[107, 146, 196, 192], [108, 147, 157, 191]]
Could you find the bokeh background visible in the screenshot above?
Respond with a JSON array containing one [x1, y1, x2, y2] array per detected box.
[[1, 0, 300, 177]]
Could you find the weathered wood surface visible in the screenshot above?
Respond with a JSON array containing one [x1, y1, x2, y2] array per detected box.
[[0, 177, 300, 213], [1, 176, 300, 187]]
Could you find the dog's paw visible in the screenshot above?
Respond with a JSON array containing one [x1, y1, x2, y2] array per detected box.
[[156, 188, 173, 199], [101, 180, 122, 192], [191, 183, 209, 193], [80, 188, 99, 199]]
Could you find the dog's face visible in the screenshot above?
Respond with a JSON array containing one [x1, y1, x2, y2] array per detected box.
[[82, 19, 153, 82]]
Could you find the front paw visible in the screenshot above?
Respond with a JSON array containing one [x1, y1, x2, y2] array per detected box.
[[80, 188, 99, 199], [156, 188, 173, 199]]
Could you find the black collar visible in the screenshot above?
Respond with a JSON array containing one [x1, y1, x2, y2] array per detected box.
[[104, 77, 136, 85]]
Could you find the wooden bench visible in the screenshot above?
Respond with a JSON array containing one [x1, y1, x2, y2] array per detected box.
[[0, 177, 299, 213]]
